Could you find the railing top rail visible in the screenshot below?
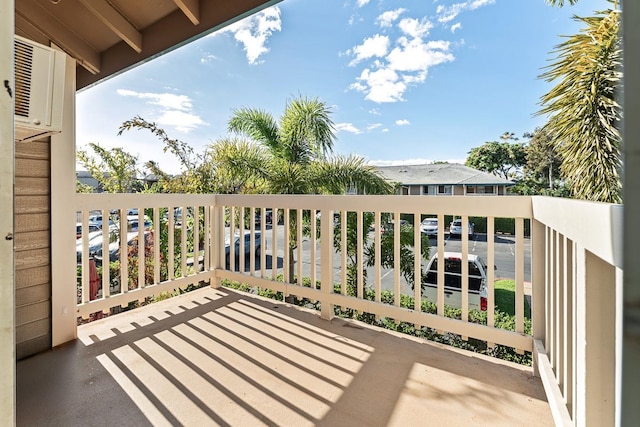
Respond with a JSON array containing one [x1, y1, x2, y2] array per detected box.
[[532, 196, 623, 267], [75, 193, 216, 210], [215, 194, 533, 218]]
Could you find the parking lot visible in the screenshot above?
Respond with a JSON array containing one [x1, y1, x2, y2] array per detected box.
[[231, 225, 531, 295]]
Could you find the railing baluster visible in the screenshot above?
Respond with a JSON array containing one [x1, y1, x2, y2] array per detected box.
[[357, 210, 363, 300], [487, 215, 495, 347], [340, 210, 347, 295], [283, 208, 290, 286], [310, 209, 317, 293], [260, 207, 267, 279], [437, 213, 445, 317], [137, 205, 144, 290], [374, 211, 381, 304], [153, 207, 160, 285], [297, 208, 303, 286], [413, 212, 421, 317], [394, 211, 400, 308], [515, 217, 525, 344], [271, 207, 277, 281], [168, 206, 175, 281], [250, 207, 256, 275]]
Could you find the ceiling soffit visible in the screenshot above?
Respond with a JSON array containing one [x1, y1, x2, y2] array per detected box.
[[14, 0, 279, 90]]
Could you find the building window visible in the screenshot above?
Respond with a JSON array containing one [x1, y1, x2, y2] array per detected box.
[[467, 185, 495, 195], [437, 185, 452, 195]]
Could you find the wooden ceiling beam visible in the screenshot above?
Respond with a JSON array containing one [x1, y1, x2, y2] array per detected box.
[[173, 0, 200, 25], [15, 0, 100, 74], [78, 0, 143, 54]]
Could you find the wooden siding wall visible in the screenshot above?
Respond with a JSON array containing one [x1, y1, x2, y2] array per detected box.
[[14, 139, 51, 359]]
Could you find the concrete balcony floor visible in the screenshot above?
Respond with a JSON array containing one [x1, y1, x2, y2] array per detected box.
[[17, 287, 553, 426]]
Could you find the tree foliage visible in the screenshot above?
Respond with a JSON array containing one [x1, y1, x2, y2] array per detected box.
[[537, 6, 622, 203], [77, 142, 140, 193], [523, 128, 563, 190], [119, 116, 220, 194], [465, 132, 526, 180], [224, 95, 393, 282]]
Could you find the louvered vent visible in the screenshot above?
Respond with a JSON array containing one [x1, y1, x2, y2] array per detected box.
[[14, 39, 33, 118]]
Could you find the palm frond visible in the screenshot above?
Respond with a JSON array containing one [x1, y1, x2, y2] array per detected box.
[[227, 108, 280, 153], [279, 96, 336, 164], [537, 9, 622, 203]]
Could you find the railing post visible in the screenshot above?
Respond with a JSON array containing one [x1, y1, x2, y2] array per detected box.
[[320, 208, 334, 320], [575, 246, 616, 426], [50, 51, 77, 346], [531, 218, 546, 377]]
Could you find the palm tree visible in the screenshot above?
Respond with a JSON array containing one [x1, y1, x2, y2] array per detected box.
[[539, 3, 622, 203], [219, 95, 393, 282]]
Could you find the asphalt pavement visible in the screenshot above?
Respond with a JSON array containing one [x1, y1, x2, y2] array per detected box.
[[233, 225, 531, 295]]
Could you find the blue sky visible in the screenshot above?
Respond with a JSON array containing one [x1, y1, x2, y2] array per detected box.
[[77, 0, 603, 175]]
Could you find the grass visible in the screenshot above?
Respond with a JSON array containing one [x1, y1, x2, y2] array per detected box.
[[494, 279, 531, 319]]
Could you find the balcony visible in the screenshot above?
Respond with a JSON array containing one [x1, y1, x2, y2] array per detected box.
[[18, 193, 622, 426]]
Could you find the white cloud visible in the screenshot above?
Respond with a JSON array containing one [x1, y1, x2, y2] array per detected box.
[[382, 128, 389, 133], [387, 38, 453, 72], [156, 110, 205, 133], [451, 23, 462, 33], [117, 89, 193, 111], [116, 89, 206, 133], [376, 8, 406, 28], [335, 123, 362, 134], [367, 123, 382, 131], [398, 18, 433, 38], [346, 10, 455, 104], [351, 67, 407, 103], [395, 119, 410, 126], [436, 0, 495, 24], [217, 6, 281, 64], [369, 108, 381, 115], [348, 34, 390, 66], [200, 53, 217, 64], [357, 0, 371, 7]]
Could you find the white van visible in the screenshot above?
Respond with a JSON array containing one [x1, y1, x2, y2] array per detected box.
[[422, 252, 489, 311]]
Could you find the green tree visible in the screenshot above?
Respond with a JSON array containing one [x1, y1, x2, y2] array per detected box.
[[222, 95, 394, 282], [465, 133, 527, 180], [76, 180, 94, 194], [77, 142, 140, 193], [538, 4, 622, 203], [523, 128, 562, 190], [119, 116, 221, 194]]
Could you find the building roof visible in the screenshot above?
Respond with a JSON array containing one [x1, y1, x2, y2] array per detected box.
[[375, 163, 515, 186]]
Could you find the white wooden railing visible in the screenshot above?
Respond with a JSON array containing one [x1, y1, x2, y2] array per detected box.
[[531, 197, 623, 427], [73, 193, 624, 426]]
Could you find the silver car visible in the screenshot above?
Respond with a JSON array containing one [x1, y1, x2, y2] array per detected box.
[[420, 218, 438, 236], [449, 219, 474, 237]]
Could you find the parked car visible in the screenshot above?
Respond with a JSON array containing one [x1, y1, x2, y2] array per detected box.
[[76, 231, 105, 264], [420, 218, 438, 236], [76, 222, 100, 239], [225, 231, 261, 265], [449, 219, 474, 237], [87, 214, 115, 231], [422, 252, 490, 311], [93, 231, 152, 266]]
